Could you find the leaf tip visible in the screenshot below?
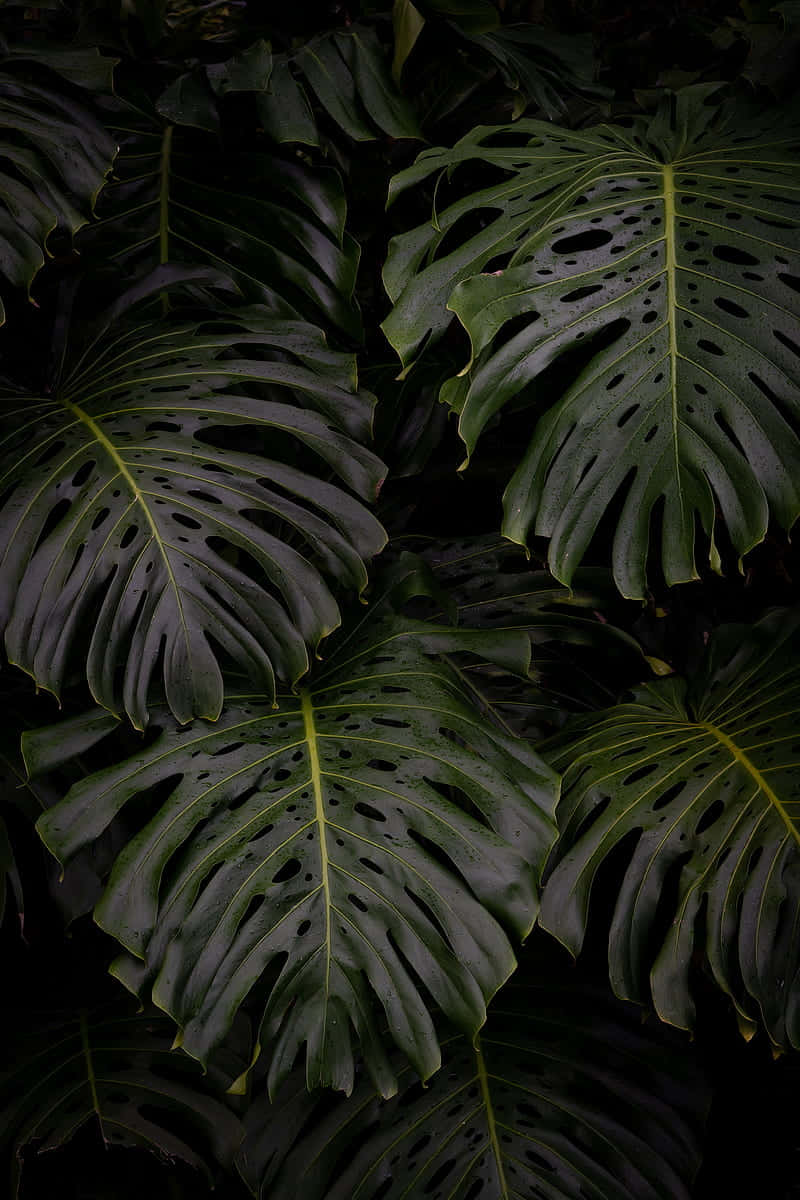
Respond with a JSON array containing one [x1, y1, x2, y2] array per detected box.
[[228, 1042, 261, 1095]]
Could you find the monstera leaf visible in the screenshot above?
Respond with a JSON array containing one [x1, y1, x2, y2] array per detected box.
[[464, 24, 607, 120], [0, 46, 116, 323], [418, 535, 645, 737], [383, 88, 800, 597], [257, 24, 420, 146], [0, 677, 65, 931], [236, 967, 708, 1200], [0, 1007, 245, 1196], [540, 608, 800, 1048], [0, 297, 386, 727], [26, 578, 558, 1097], [82, 101, 361, 337]]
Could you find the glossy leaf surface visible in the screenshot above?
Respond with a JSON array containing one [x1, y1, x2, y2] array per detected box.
[[0, 306, 386, 727], [28, 598, 558, 1097], [257, 25, 420, 146], [540, 609, 800, 1046], [238, 973, 707, 1200], [383, 90, 800, 596]]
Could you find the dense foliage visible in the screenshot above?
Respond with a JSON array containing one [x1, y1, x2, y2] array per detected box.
[[1, 1, 799, 1196]]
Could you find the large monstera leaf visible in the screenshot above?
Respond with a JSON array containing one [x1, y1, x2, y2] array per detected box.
[[237, 969, 708, 1200], [0, 302, 386, 727], [540, 609, 800, 1048], [0, 1007, 245, 1195], [82, 103, 361, 337], [383, 88, 800, 596], [26, 591, 558, 1098], [0, 47, 116, 323]]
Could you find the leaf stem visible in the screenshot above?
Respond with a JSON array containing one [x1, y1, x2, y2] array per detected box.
[[80, 1010, 108, 1147], [301, 690, 333, 1027], [475, 1035, 509, 1198]]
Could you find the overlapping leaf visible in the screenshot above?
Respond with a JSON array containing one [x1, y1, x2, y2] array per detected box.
[[0, 47, 116, 323], [82, 103, 361, 337], [257, 24, 420, 147], [0, 679, 62, 932], [26, 589, 558, 1098], [465, 24, 607, 120], [0, 302, 386, 727], [237, 972, 708, 1200], [540, 608, 800, 1048], [419, 535, 645, 737], [0, 1008, 244, 1196], [383, 88, 800, 596]]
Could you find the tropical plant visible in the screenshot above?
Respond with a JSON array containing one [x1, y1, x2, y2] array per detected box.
[[237, 962, 709, 1200], [0, 1006, 247, 1195], [540, 608, 800, 1048], [382, 87, 800, 597], [24, 561, 559, 1095], [0, 1, 799, 1197]]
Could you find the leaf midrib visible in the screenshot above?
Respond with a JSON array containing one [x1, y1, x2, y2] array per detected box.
[[700, 720, 800, 846], [301, 689, 333, 1041], [662, 161, 684, 544], [80, 1009, 107, 1146], [58, 394, 190, 681], [475, 1034, 510, 1199]]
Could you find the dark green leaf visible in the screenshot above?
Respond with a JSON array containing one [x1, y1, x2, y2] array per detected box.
[[256, 59, 320, 146], [206, 39, 272, 95], [0, 1008, 245, 1197], [0, 305, 386, 727], [3, 44, 117, 92], [82, 105, 361, 337], [421, 0, 500, 34], [392, 0, 426, 82], [336, 27, 422, 139], [0, 58, 116, 324], [467, 26, 608, 120], [295, 35, 378, 141], [259, 25, 420, 147], [419, 535, 645, 736], [383, 90, 800, 596], [237, 971, 708, 1200], [28, 597, 557, 1097], [540, 608, 800, 1048], [156, 71, 219, 132]]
